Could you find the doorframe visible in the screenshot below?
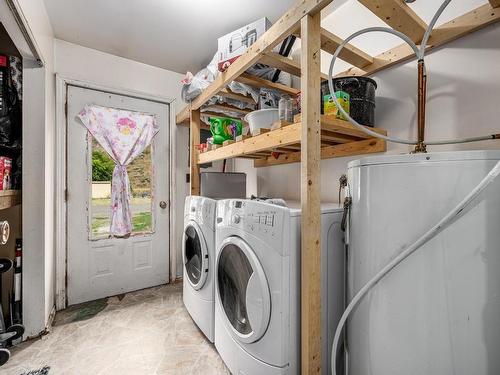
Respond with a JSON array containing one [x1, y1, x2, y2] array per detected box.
[[55, 75, 177, 310]]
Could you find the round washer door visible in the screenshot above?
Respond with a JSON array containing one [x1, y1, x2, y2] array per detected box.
[[183, 221, 209, 290], [217, 236, 271, 344]]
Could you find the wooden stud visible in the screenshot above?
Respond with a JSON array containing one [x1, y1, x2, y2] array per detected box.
[[358, 0, 427, 43], [254, 138, 386, 167], [235, 73, 301, 96], [261, 51, 331, 80], [189, 109, 201, 195], [218, 88, 257, 106], [205, 103, 252, 116], [176, 104, 191, 125], [260, 52, 302, 77], [300, 12, 322, 375], [490, 0, 500, 8], [338, 4, 500, 78], [319, 28, 374, 68]]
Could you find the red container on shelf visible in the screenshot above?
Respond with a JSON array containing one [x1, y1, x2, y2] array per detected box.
[[0, 156, 13, 190]]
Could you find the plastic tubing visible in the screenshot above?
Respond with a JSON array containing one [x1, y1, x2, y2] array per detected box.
[[418, 0, 453, 60], [332, 159, 500, 375], [326, 0, 496, 146]]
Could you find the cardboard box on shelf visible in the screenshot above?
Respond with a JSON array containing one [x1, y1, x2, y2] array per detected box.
[[217, 18, 271, 72], [0, 156, 12, 190]]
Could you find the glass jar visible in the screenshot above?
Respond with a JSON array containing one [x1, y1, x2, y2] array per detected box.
[[278, 94, 293, 123]]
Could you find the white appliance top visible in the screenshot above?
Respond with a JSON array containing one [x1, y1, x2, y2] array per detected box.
[[284, 200, 343, 216], [348, 150, 500, 169]]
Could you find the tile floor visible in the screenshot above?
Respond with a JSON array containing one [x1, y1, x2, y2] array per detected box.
[[2, 283, 229, 375]]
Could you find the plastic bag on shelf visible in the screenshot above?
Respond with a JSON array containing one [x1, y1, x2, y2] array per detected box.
[[181, 54, 219, 103]]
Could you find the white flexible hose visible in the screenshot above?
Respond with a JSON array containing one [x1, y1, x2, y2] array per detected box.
[[332, 159, 500, 375], [327, 27, 420, 145], [326, 0, 497, 147], [418, 0, 453, 60]]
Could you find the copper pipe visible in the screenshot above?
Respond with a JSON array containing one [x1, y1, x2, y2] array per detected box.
[[414, 59, 427, 152], [414, 59, 427, 153]]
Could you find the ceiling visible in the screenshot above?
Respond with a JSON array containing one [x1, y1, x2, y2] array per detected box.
[[43, 0, 305, 74]]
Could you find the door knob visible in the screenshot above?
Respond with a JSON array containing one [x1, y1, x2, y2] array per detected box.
[[159, 201, 168, 209]]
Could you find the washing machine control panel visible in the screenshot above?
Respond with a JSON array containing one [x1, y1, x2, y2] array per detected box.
[[218, 200, 286, 245], [186, 197, 216, 228]]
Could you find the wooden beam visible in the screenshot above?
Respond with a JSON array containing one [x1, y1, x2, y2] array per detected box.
[[197, 123, 301, 164], [190, 0, 332, 111], [489, 0, 500, 8], [300, 12, 322, 375], [260, 52, 302, 77], [320, 28, 374, 68], [218, 88, 257, 106], [190, 109, 201, 195], [176, 104, 191, 125], [234, 73, 300, 95], [337, 4, 500, 78], [254, 138, 386, 167], [358, 0, 427, 43], [204, 103, 252, 116]]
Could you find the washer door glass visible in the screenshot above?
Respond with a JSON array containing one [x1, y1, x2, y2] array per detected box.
[[184, 223, 208, 289], [217, 237, 271, 343]]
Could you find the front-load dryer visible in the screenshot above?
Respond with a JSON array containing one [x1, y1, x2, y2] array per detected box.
[[215, 199, 345, 374], [183, 196, 217, 342]]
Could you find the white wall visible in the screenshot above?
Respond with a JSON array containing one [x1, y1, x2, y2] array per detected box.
[[235, 9, 500, 202], [53, 39, 188, 280]]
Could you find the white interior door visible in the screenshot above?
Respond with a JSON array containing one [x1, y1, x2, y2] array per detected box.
[[66, 85, 170, 305]]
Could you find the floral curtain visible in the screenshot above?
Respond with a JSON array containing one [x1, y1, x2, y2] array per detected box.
[[78, 104, 159, 236]]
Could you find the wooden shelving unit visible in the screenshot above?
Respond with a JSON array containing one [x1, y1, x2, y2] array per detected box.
[[177, 1, 500, 373], [0, 190, 21, 210]]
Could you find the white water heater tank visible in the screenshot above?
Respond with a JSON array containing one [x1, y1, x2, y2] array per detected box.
[[346, 150, 500, 375]]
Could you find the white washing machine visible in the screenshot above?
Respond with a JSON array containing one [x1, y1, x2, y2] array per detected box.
[[215, 199, 345, 374], [183, 196, 217, 342]]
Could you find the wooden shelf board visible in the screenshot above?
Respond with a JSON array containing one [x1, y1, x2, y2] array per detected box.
[[0, 190, 21, 210], [254, 138, 386, 167], [197, 115, 386, 166], [234, 73, 301, 96]]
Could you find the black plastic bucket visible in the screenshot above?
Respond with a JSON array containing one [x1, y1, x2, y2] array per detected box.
[[321, 77, 377, 127]]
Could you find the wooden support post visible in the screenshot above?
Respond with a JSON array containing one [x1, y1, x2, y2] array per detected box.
[[300, 12, 322, 375], [190, 109, 201, 195]]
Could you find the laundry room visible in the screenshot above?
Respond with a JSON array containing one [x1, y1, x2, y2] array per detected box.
[[0, 0, 500, 374]]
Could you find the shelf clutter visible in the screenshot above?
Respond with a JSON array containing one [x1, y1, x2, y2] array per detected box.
[[197, 115, 386, 167]]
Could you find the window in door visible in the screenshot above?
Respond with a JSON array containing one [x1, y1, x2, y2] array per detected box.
[[90, 137, 154, 239]]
